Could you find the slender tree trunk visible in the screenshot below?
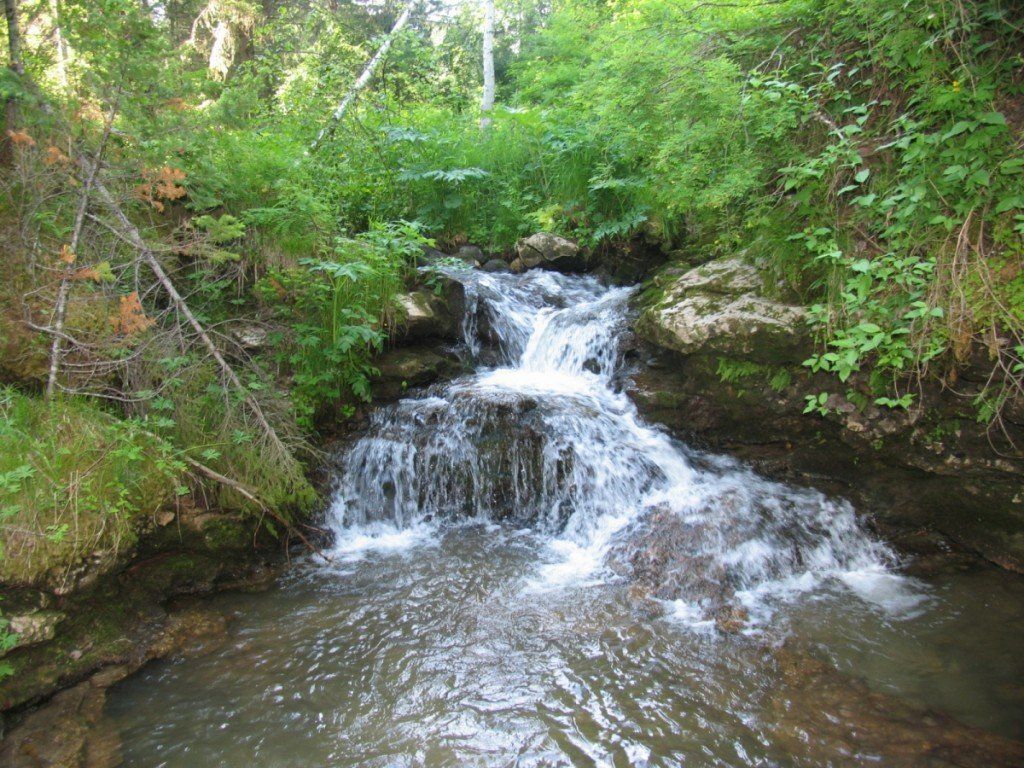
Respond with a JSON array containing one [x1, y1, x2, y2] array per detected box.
[[49, 0, 69, 91], [308, 2, 414, 154], [480, 0, 495, 128], [2, 0, 24, 165], [45, 111, 114, 399]]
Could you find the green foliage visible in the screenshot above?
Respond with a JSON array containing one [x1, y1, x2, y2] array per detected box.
[[0, 387, 182, 586], [258, 222, 429, 428]]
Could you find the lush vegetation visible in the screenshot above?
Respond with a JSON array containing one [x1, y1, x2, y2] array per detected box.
[[1, 0, 1021, 595]]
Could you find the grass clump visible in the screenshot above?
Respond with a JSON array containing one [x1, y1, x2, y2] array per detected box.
[[0, 387, 183, 587]]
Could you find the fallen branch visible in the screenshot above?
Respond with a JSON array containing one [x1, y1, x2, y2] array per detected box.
[[80, 165, 292, 461], [181, 454, 317, 554]]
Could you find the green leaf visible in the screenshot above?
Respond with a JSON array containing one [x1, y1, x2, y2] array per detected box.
[[977, 111, 1007, 126], [941, 121, 975, 141], [995, 196, 1024, 214], [854, 168, 870, 183]]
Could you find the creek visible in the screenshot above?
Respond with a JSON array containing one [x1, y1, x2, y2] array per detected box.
[[103, 270, 1024, 766]]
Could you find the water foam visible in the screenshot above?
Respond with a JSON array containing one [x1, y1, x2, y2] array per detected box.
[[326, 268, 916, 625]]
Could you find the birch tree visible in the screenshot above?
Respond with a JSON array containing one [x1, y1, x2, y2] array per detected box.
[[309, 2, 415, 154], [480, 0, 495, 128]]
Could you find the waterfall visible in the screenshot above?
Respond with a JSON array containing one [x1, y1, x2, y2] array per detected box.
[[326, 269, 906, 624]]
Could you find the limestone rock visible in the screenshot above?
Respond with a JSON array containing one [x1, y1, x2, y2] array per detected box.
[[515, 232, 585, 272], [637, 256, 809, 363]]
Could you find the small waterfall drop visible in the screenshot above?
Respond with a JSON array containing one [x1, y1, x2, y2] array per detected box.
[[327, 269, 905, 623]]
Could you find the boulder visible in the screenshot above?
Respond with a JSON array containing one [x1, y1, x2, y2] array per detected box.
[[481, 258, 510, 273], [230, 325, 268, 350], [637, 257, 808, 364], [374, 348, 460, 401], [515, 232, 585, 272], [395, 290, 453, 340]]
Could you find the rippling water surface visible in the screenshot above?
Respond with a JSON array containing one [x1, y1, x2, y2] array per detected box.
[[104, 269, 1024, 766]]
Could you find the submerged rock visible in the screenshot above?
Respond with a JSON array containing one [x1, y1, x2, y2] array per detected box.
[[515, 232, 586, 273]]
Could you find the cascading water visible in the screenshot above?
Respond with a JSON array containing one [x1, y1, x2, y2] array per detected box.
[[328, 269, 903, 623], [102, 268, 1024, 768]]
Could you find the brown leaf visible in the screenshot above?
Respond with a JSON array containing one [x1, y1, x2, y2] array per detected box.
[[112, 291, 155, 335], [6, 130, 36, 147], [59, 244, 76, 265]]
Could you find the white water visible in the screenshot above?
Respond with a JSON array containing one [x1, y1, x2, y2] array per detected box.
[[327, 269, 914, 625]]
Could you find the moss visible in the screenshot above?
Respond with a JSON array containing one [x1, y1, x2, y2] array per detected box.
[[198, 515, 252, 552]]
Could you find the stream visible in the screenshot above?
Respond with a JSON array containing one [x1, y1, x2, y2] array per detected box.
[[103, 270, 1024, 766]]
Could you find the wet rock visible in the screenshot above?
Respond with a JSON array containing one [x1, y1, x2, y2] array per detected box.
[[628, 255, 1024, 571], [481, 258, 510, 273], [395, 290, 454, 341], [515, 232, 586, 273], [509, 257, 526, 274], [0, 674, 122, 768], [4, 611, 65, 654], [714, 604, 749, 634], [374, 348, 460, 401], [605, 505, 730, 611], [765, 645, 1024, 767], [146, 607, 228, 660], [636, 257, 808, 364], [416, 245, 449, 266], [455, 245, 484, 266]]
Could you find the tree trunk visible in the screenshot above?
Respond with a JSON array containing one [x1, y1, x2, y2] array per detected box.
[[480, 0, 495, 128], [2, 0, 24, 165], [308, 2, 414, 154], [49, 0, 69, 91]]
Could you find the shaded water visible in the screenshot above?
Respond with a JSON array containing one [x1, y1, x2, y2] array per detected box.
[[104, 270, 1024, 766]]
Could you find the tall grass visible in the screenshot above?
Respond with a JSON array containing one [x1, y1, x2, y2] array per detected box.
[[0, 387, 180, 587]]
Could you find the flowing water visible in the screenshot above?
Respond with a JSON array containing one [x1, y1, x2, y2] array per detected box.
[[103, 270, 1024, 766]]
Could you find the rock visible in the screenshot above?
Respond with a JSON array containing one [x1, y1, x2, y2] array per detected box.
[[481, 258, 510, 273], [509, 257, 526, 274], [395, 290, 453, 340], [515, 232, 585, 272], [455, 245, 484, 266], [0, 675, 122, 768], [765, 644, 1024, 767], [4, 610, 65, 653], [374, 348, 460, 401], [628, 255, 1024, 571], [146, 607, 228, 660], [637, 256, 809, 364], [605, 505, 730, 610], [230, 324, 268, 350], [416, 245, 449, 267], [714, 604, 749, 634]]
